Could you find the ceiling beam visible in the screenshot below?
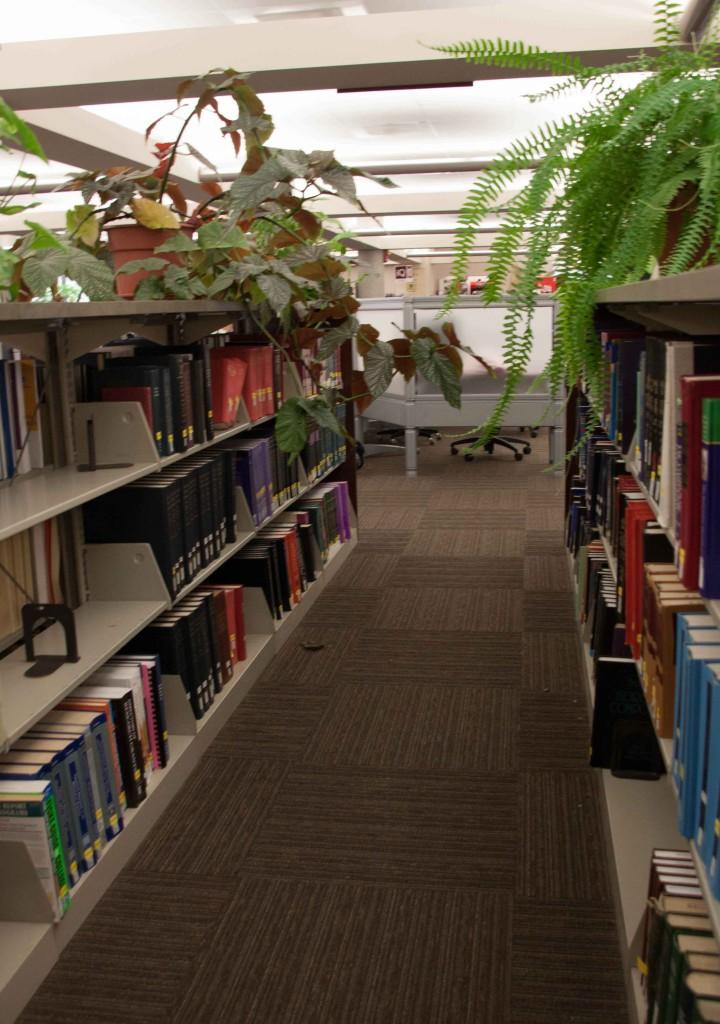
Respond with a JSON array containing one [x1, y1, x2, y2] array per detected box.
[[0, 5, 659, 107]]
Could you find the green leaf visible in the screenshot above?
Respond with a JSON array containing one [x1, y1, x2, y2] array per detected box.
[[116, 257, 168, 275], [298, 397, 345, 437], [21, 249, 69, 296], [207, 270, 236, 297], [364, 340, 395, 397], [24, 221, 65, 250], [318, 316, 358, 360], [163, 263, 193, 299], [319, 165, 358, 204], [66, 204, 100, 247], [275, 397, 309, 456], [274, 149, 311, 179], [411, 337, 462, 409], [133, 276, 167, 300], [0, 249, 18, 288], [65, 249, 116, 300], [257, 273, 292, 314], [0, 99, 45, 159], [0, 202, 40, 216], [154, 232, 199, 253], [196, 221, 250, 250]]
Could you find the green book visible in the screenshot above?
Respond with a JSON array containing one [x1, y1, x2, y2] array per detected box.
[[664, 935, 720, 1024], [679, 973, 720, 1023], [651, 913, 712, 1024], [0, 779, 71, 919]]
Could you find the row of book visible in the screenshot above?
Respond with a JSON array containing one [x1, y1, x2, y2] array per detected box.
[[641, 849, 720, 1024], [81, 337, 343, 457], [83, 430, 347, 599], [596, 330, 720, 598], [0, 522, 64, 647], [0, 654, 168, 919], [0, 348, 47, 482], [127, 585, 246, 721]]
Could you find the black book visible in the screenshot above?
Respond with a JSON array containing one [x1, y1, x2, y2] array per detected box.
[[163, 343, 214, 442], [125, 353, 191, 452], [590, 657, 665, 777], [258, 532, 292, 612], [212, 549, 280, 620], [83, 477, 185, 598], [184, 458, 216, 564], [592, 588, 619, 661], [88, 364, 168, 456], [83, 688, 145, 808], [125, 620, 195, 719], [643, 525, 675, 564]]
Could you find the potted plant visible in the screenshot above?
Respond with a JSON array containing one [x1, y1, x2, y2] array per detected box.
[[431, 0, 720, 441], [2, 74, 478, 456]]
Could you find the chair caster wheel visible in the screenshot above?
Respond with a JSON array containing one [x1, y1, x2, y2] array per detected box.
[[484, 444, 494, 455], [514, 452, 523, 461], [523, 445, 532, 455], [451, 447, 458, 455], [530, 429, 538, 438], [464, 453, 474, 462], [428, 438, 435, 445]]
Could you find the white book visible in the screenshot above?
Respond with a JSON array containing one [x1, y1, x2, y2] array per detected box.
[[658, 341, 694, 530], [81, 668, 152, 777], [0, 778, 66, 920]]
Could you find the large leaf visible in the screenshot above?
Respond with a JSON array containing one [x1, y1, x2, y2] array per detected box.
[[130, 197, 180, 229], [299, 397, 345, 437], [66, 204, 100, 247], [0, 202, 40, 216], [356, 322, 379, 357], [207, 270, 237, 297], [350, 369, 374, 414], [65, 249, 116, 300], [154, 232, 199, 253], [257, 273, 292, 314], [116, 257, 168, 275], [0, 249, 18, 288], [274, 149, 311, 179], [197, 221, 250, 250], [275, 397, 309, 457], [227, 157, 287, 212], [163, 263, 194, 299], [24, 221, 64, 250], [319, 165, 358, 204], [0, 99, 45, 159], [364, 340, 395, 397], [134, 276, 167, 299], [292, 257, 345, 281], [411, 337, 462, 409], [21, 249, 68, 296], [318, 316, 357, 360]]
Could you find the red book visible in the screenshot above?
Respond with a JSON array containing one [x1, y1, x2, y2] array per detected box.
[[678, 376, 720, 589], [101, 386, 154, 436], [625, 500, 655, 658], [204, 586, 239, 666], [221, 583, 245, 661], [209, 353, 247, 426]]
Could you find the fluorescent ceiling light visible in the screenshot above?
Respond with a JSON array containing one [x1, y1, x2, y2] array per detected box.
[[341, 3, 367, 13]]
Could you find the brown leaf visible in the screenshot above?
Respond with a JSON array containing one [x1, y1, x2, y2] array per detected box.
[[294, 208, 322, 240], [351, 370, 373, 414], [294, 258, 344, 281], [293, 327, 322, 351], [356, 323, 379, 357], [437, 344, 463, 373], [324, 296, 360, 321], [176, 78, 194, 103], [165, 182, 188, 216], [201, 181, 224, 198], [229, 130, 242, 156], [442, 321, 462, 347], [242, 146, 265, 175], [389, 337, 416, 380], [267, 229, 299, 250]]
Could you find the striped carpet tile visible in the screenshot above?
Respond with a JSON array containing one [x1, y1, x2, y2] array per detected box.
[[175, 880, 512, 1024], [419, 509, 528, 531], [427, 487, 534, 511], [524, 555, 574, 592], [373, 587, 525, 632], [359, 507, 425, 530], [212, 691, 330, 760], [392, 555, 524, 589], [243, 766, 519, 890], [518, 693, 590, 770], [510, 900, 628, 1024], [18, 873, 234, 1024], [403, 528, 527, 558], [524, 529, 569, 555], [523, 592, 580, 633], [303, 682, 518, 771], [517, 770, 611, 903], [522, 634, 587, 694], [130, 757, 287, 876], [342, 629, 522, 685]]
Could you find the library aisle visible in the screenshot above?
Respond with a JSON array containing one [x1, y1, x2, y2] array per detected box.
[[18, 436, 627, 1024]]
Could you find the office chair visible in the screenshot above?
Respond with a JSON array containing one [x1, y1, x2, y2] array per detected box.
[[373, 426, 442, 445], [450, 427, 536, 462]]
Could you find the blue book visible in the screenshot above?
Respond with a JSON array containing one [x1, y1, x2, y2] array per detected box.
[[679, 645, 720, 838], [674, 616, 720, 791], [0, 359, 15, 478], [697, 664, 720, 872]]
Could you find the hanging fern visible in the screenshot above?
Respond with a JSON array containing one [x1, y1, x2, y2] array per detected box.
[[432, 0, 720, 447]]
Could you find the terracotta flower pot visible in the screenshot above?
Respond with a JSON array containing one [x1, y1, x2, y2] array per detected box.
[[107, 223, 193, 298]]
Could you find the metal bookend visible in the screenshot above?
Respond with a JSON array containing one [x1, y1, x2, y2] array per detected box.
[[22, 603, 80, 678], [76, 414, 133, 472]]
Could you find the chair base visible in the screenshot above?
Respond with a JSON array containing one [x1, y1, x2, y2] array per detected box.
[[450, 433, 533, 462]]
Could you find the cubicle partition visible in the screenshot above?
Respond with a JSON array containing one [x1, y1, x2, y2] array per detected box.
[[357, 296, 564, 474]]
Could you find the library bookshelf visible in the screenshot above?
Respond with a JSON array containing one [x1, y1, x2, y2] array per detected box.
[[568, 268, 720, 1024], [0, 302, 358, 1022]]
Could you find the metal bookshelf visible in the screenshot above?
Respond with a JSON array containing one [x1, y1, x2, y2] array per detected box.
[[0, 302, 359, 1023]]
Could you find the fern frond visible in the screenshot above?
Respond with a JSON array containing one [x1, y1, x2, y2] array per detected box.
[[429, 37, 587, 77]]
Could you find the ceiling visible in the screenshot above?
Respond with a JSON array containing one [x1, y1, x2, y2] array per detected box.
[[0, 0, 664, 41], [0, 0, 693, 267]]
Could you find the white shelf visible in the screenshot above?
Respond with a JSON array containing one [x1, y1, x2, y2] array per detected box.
[[0, 531, 357, 1021], [0, 599, 167, 750]]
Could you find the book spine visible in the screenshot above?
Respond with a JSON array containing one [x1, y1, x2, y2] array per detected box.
[[114, 694, 146, 807], [152, 665, 170, 768], [90, 720, 123, 838], [700, 398, 720, 599], [61, 751, 95, 873], [140, 664, 161, 771], [48, 760, 81, 886], [43, 790, 71, 917]]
